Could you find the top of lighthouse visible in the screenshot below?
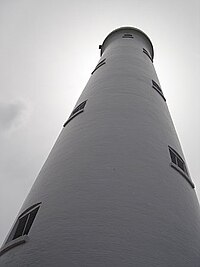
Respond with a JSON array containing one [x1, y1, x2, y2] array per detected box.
[[99, 26, 154, 60]]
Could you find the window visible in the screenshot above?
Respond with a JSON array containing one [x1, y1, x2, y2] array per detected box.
[[168, 146, 194, 188], [63, 100, 87, 127], [169, 146, 188, 174], [0, 203, 41, 255], [122, 33, 134, 39], [152, 80, 166, 101], [143, 48, 153, 62], [91, 58, 106, 74], [6, 203, 41, 244]]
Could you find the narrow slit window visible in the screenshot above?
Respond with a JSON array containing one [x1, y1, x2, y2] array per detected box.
[[152, 80, 166, 101], [122, 33, 134, 39], [6, 203, 41, 244], [91, 58, 106, 74], [168, 146, 194, 188], [143, 48, 153, 62], [63, 100, 87, 127]]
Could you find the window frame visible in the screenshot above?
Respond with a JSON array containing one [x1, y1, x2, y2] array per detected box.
[[152, 80, 166, 101], [143, 48, 153, 62], [122, 33, 134, 39], [91, 58, 106, 74], [168, 146, 194, 188], [63, 100, 87, 127], [0, 203, 41, 256]]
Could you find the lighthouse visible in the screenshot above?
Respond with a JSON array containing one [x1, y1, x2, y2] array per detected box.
[[1, 26, 200, 266]]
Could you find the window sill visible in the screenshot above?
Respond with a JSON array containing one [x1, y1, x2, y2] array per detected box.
[[152, 86, 166, 101], [91, 62, 106, 74], [0, 236, 29, 256], [63, 110, 84, 127], [143, 50, 153, 62], [170, 163, 195, 188]]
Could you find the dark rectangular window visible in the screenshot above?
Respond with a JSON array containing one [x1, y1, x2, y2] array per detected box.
[[122, 33, 134, 39], [169, 146, 188, 174], [13, 215, 28, 239], [152, 80, 162, 93], [169, 149, 176, 164], [70, 101, 86, 117], [168, 146, 194, 188], [91, 58, 106, 74], [177, 157, 185, 172], [6, 203, 41, 244], [152, 80, 166, 101], [23, 206, 40, 235], [143, 48, 153, 62], [63, 100, 87, 127]]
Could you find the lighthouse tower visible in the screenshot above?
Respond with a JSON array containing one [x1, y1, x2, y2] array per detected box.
[[1, 27, 200, 266]]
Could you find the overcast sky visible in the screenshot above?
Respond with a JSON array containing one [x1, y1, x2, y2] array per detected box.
[[0, 0, 199, 245]]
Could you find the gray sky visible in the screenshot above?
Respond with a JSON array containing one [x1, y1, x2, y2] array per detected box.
[[0, 0, 199, 245]]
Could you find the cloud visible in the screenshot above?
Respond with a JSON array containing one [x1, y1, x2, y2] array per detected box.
[[0, 100, 29, 133]]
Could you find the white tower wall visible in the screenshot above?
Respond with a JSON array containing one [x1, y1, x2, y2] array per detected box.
[[1, 27, 200, 266]]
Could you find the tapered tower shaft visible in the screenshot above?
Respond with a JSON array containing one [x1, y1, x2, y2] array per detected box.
[[1, 27, 200, 266]]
